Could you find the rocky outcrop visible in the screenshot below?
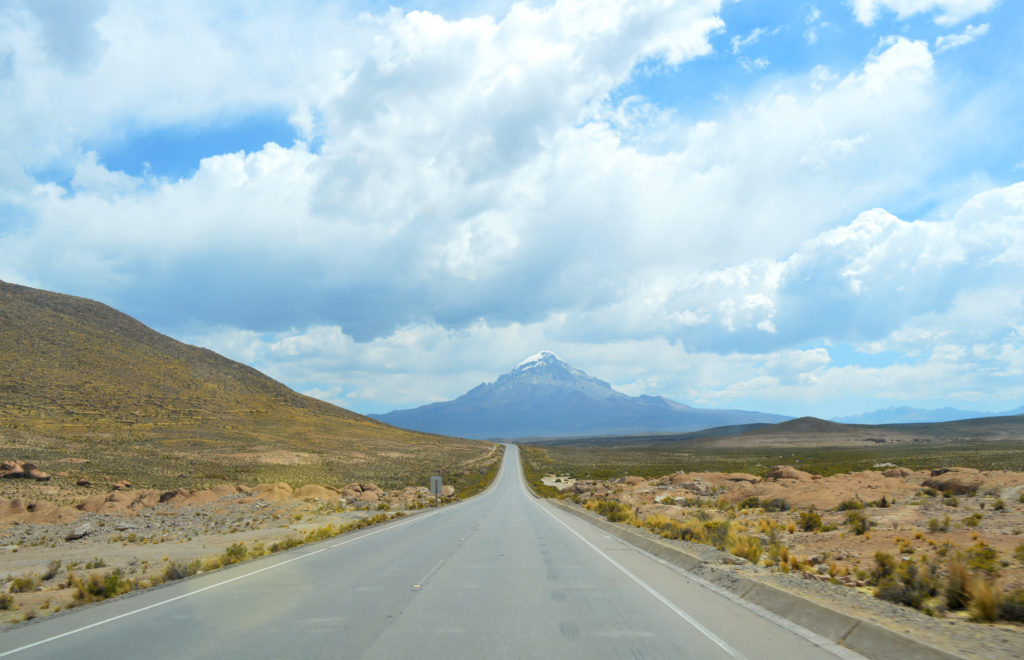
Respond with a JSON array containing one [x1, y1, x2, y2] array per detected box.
[[1, 460, 51, 481], [923, 468, 983, 495], [765, 465, 816, 481]]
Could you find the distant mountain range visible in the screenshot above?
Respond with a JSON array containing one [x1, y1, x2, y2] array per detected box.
[[371, 351, 790, 439], [832, 405, 1024, 425]]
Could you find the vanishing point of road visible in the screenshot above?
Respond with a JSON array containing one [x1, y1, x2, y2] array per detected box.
[[0, 445, 859, 659]]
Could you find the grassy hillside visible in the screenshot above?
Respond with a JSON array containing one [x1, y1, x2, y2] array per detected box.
[[0, 280, 498, 491]]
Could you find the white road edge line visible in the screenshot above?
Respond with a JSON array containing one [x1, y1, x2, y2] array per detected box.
[[512, 446, 741, 658], [536, 502, 745, 659], [0, 509, 443, 657], [620, 540, 864, 660]]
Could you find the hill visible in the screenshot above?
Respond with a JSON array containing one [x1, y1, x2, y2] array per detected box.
[[372, 351, 790, 438], [0, 280, 497, 491]]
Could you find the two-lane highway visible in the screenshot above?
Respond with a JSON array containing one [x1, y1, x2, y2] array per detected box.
[[1, 445, 857, 659]]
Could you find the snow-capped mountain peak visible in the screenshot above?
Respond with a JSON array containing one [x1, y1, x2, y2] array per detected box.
[[372, 352, 790, 438], [515, 350, 561, 370]]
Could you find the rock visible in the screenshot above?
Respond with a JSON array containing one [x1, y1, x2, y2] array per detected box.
[[807, 554, 825, 566], [621, 476, 645, 486], [765, 465, 813, 481], [923, 469, 984, 495], [357, 490, 379, 502], [721, 473, 760, 484], [1, 460, 50, 481], [159, 490, 181, 503], [76, 478, 92, 486], [65, 523, 93, 541], [882, 468, 912, 478], [441, 485, 455, 497], [359, 483, 382, 493], [111, 480, 132, 491], [667, 472, 690, 485], [817, 564, 830, 575], [679, 482, 711, 496]]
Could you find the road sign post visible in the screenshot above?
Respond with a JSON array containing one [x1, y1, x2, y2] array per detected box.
[[430, 475, 442, 508]]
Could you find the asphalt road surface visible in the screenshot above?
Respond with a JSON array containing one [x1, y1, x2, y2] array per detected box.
[[0, 445, 859, 659]]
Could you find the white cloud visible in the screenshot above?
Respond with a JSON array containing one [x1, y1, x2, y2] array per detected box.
[[1, 2, 1021, 417], [935, 23, 990, 52], [730, 26, 780, 54], [850, 0, 1000, 26]]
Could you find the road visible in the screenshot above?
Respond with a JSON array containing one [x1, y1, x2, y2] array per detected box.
[[0, 445, 857, 659]]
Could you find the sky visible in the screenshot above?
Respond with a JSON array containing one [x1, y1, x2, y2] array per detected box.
[[2, 0, 1023, 419]]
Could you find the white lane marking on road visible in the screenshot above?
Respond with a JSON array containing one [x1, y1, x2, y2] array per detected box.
[[537, 504, 744, 659], [623, 546, 864, 660], [412, 558, 446, 591], [0, 510, 443, 657]]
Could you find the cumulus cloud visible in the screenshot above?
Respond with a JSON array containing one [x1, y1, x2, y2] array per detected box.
[[1, 1, 1021, 417], [850, 0, 1000, 26], [183, 180, 1024, 415]]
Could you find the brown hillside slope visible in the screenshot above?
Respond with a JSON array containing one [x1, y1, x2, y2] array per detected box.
[[0, 280, 496, 491]]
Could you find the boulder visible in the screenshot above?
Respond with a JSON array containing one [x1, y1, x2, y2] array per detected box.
[[76, 478, 92, 487], [441, 485, 455, 497], [667, 472, 690, 485], [65, 523, 93, 541], [923, 469, 984, 495], [359, 483, 382, 493], [111, 480, 132, 490], [882, 468, 912, 478], [1, 460, 51, 481], [357, 490, 379, 502]]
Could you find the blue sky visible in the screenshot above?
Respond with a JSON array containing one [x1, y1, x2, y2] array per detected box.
[[2, 0, 1023, 419]]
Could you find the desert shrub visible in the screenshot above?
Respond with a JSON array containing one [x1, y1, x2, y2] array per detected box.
[[268, 537, 303, 553], [872, 495, 890, 508], [962, 513, 983, 528], [797, 509, 822, 532], [1019, 492, 1024, 504], [728, 535, 763, 563], [9, 574, 38, 593], [968, 577, 998, 622], [738, 496, 761, 510], [42, 560, 61, 581], [703, 520, 732, 549], [920, 487, 938, 497], [1014, 544, 1024, 564], [836, 499, 864, 511], [966, 542, 1000, 576], [846, 510, 874, 535], [871, 552, 897, 584], [221, 542, 248, 564], [875, 558, 941, 609], [162, 560, 200, 582], [945, 562, 969, 610], [0, 594, 12, 610], [943, 494, 959, 507], [85, 557, 106, 569], [997, 588, 1024, 622], [762, 498, 790, 512], [73, 569, 133, 603], [587, 500, 633, 523], [928, 516, 950, 532], [993, 498, 1005, 511], [659, 496, 676, 505]]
